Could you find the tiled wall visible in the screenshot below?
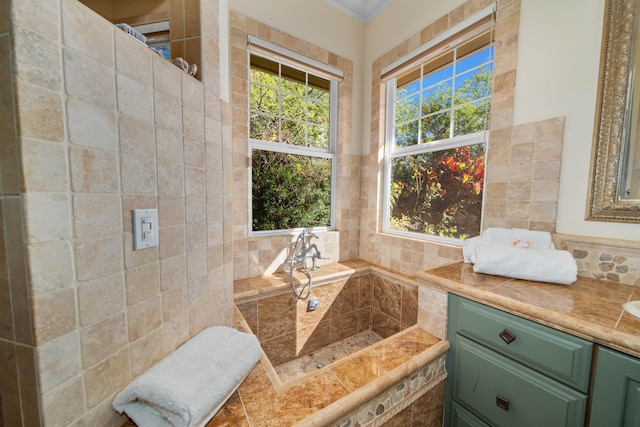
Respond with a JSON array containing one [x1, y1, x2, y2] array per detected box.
[[359, 0, 570, 276], [229, 12, 359, 280], [0, 0, 231, 425], [237, 273, 418, 367]]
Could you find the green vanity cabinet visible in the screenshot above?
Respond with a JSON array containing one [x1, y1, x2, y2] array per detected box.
[[589, 346, 640, 426], [445, 294, 592, 427]]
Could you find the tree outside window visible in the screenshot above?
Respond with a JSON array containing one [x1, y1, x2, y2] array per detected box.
[[249, 54, 336, 232], [386, 30, 494, 240]]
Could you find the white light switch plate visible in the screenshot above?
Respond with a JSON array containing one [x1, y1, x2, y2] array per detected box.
[[133, 209, 158, 250]]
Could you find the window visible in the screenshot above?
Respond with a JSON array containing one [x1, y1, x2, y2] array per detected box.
[[248, 38, 340, 234], [383, 12, 495, 242]]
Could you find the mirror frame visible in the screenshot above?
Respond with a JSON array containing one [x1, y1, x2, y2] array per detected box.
[[587, 0, 640, 222]]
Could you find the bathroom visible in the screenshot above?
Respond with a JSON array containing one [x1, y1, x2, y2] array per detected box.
[[1, 0, 639, 425]]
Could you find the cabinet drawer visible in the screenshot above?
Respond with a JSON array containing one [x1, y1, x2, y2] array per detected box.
[[453, 336, 587, 427], [449, 295, 592, 391], [451, 401, 490, 427]]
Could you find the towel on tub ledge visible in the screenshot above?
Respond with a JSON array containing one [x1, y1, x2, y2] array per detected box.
[[113, 326, 261, 427], [470, 244, 578, 285]]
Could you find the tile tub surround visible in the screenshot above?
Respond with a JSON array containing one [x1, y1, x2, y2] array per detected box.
[[235, 261, 420, 368], [416, 262, 640, 359]]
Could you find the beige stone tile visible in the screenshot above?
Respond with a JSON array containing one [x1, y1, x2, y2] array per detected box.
[[162, 286, 188, 322], [41, 377, 85, 426], [157, 127, 184, 163], [128, 296, 162, 342], [67, 96, 117, 151], [62, 0, 114, 67], [161, 255, 187, 291], [15, 80, 64, 142], [162, 312, 189, 353], [153, 54, 183, 99], [21, 139, 68, 192], [159, 225, 186, 260], [115, 29, 152, 85], [125, 262, 160, 306], [121, 155, 157, 194], [11, 0, 59, 39], [33, 288, 77, 345], [184, 136, 205, 167], [130, 327, 163, 378], [0, 341, 21, 425], [510, 142, 534, 162], [23, 193, 71, 243], [36, 332, 79, 393], [80, 313, 128, 368], [86, 396, 128, 427], [15, 346, 38, 425], [117, 73, 154, 122], [185, 166, 206, 195], [186, 222, 206, 251], [537, 116, 565, 141], [189, 299, 212, 335], [123, 232, 159, 269], [507, 161, 533, 182], [183, 105, 205, 139], [158, 195, 185, 227], [530, 201, 558, 222], [531, 180, 560, 202], [155, 91, 183, 132], [78, 273, 125, 326], [64, 48, 115, 108], [507, 181, 531, 201], [533, 160, 561, 181], [13, 26, 61, 90], [84, 349, 130, 408], [511, 122, 536, 144], [534, 138, 563, 161], [75, 235, 123, 281], [187, 248, 207, 281], [119, 115, 155, 158], [73, 193, 121, 237], [69, 146, 120, 193], [182, 72, 204, 110], [27, 240, 73, 295], [185, 195, 206, 223], [506, 200, 530, 220], [157, 161, 185, 194], [188, 275, 209, 308]]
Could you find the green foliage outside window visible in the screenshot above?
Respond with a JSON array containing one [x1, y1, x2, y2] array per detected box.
[[389, 33, 493, 240], [249, 54, 334, 231]]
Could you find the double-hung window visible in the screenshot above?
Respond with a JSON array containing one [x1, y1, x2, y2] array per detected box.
[[383, 7, 495, 242], [248, 37, 341, 234]]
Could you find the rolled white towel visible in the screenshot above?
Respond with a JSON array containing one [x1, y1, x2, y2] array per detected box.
[[113, 326, 261, 427], [482, 227, 554, 249], [471, 244, 577, 285], [463, 236, 482, 263]]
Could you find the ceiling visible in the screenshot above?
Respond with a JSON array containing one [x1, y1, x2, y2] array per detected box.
[[324, 0, 394, 23]]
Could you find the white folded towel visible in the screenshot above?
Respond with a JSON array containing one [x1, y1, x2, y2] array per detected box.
[[113, 326, 261, 427], [463, 236, 482, 263], [471, 244, 577, 285], [482, 227, 554, 249]]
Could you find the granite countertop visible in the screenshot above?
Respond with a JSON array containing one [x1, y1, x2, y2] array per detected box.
[[415, 262, 640, 359]]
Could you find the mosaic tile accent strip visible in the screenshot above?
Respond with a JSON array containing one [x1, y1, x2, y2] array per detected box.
[[333, 355, 447, 427], [555, 234, 640, 286]]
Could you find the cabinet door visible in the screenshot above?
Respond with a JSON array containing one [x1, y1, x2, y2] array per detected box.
[[454, 336, 587, 427], [451, 401, 490, 427], [589, 346, 640, 427]]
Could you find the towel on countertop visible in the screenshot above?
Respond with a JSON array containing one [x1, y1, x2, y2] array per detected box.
[[463, 228, 555, 263], [471, 244, 577, 285], [113, 326, 261, 427]]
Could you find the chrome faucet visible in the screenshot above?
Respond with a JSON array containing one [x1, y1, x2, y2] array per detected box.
[[288, 229, 328, 300]]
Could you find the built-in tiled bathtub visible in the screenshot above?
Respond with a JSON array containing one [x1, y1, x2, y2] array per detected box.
[[221, 260, 449, 426]]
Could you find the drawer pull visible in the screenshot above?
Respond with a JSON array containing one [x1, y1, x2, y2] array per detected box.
[[496, 395, 510, 411], [499, 328, 516, 344]]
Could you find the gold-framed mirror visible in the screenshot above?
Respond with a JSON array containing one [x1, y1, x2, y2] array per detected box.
[[587, 0, 640, 222]]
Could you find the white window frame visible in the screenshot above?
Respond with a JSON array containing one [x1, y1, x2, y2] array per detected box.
[[381, 5, 496, 245], [247, 38, 341, 236]]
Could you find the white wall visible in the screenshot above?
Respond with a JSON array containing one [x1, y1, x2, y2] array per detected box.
[[228, 0, 365, 155], [514, 0, 640, 241]]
